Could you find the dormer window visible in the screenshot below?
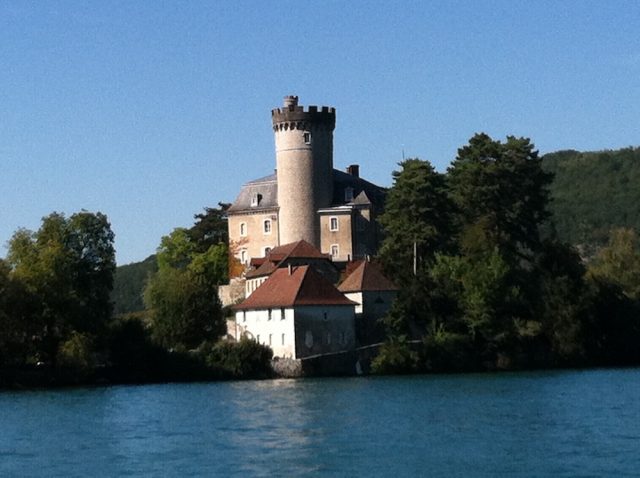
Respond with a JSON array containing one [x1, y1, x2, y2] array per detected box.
[[251, 193, 262, 207], [303, 132, 312, 144], [344, 187, 354, 202]]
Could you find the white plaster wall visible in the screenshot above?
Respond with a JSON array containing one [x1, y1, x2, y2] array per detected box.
[[344, 291, 364, 314], [235, 308, 296, 358]]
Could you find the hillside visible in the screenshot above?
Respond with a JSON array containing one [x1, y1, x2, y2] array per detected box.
[[542, 147, 640, 253], [111, 255, 157, 315]]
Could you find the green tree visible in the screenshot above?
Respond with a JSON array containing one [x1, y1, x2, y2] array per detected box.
[[448, 133, 552, 262], [188, 203, 230, 253], [144, 267, 225, 350], [588, 228, 640, 300], [378, 158, 455, 286], [144, 226, 227, 350], [6, 211, 115, 366]]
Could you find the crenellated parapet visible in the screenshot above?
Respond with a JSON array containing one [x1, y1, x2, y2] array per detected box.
[[271, 96, 336, 131]]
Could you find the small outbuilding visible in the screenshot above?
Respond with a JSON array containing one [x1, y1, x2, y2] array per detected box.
[[234, 265, 357, 359], [338, 260, 398, 344]]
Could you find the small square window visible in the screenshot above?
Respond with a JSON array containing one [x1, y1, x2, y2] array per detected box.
[[330, 217, 339, 231]]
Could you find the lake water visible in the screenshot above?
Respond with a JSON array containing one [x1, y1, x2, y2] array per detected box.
[[1, 369, 639, 477]]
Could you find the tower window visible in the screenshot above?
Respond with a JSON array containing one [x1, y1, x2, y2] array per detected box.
[[331, 244, 339, 258], [263, 219, 272, 234], [240, 222, 247, 236], [303, 132, 312, 144], [330, 217, 339, 231]]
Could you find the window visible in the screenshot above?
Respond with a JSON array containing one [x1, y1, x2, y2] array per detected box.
[[330, 244, 339, 259], [239, 222, 247, 236], [323, 312, 328, 321], [251, 193, 262, 207], [281, 333, 285, 345], [263, 219, 272, 234], [268, 309, 272, 321], [280, 307, 285, 320], [263, 246, 272, 256], [330, 217, 339, 231], [242, 311, 246, 322], [305, 330, 314, 348], [256, 334, 261, 344], [269, 334, 272, 346], [344, 187, 354, 202], [240, 249, 248, 264], [303, 131, 311, 144]]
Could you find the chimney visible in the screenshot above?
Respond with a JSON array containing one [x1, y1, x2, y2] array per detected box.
[[346, 164, 360, 178]]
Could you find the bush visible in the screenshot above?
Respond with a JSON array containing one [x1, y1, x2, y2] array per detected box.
[[202, 338, 273, 379]]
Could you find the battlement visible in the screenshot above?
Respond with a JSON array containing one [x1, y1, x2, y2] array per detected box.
[[271, 96, 336, 129]]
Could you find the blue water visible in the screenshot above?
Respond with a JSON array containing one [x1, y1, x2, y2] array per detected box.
[[1, 369, 640, 477]]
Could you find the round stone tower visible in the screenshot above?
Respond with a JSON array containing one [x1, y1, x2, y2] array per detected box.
[[272, 95, 336, 247]]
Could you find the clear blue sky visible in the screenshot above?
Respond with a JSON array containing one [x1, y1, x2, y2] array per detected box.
[[1, 1, 638, 265]]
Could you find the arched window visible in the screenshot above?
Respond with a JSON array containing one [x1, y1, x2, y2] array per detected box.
[[239, 222, 247, 236]]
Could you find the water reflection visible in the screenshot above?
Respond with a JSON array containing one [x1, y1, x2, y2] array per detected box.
[[2, 370, 640, 477]]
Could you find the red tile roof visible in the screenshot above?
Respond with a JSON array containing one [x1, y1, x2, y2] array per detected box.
[[235, 265, 355, 310], [338, 260, 398, 293], [245, 240, 331, 279]]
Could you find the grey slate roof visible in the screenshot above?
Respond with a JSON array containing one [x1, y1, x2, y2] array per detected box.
[[228, 169, 385, 214], [227, 173, 278, 213]]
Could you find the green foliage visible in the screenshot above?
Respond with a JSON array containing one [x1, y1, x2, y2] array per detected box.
[[5, 211, 115, 367], [588, 228, 640, 300], [378, 159, 455, 286], [188, 203, 230, 253], [144, 267, 225, 350], [202, 338, 273, 379], [143, 205, 230, 351], [111, 255, 158, 315], [422, 324, 475, 372], [371, 336, 419, 375], [57, 332, 96, 381], [448, 133, 552, 262], [542, 147, 640, 252]]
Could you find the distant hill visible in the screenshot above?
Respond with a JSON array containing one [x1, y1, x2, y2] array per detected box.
[[111, 255, 157, 315], [542, 147, 640, 254]]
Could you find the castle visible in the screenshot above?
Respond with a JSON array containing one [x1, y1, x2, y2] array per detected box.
[[226, 95, 386, 267], [225, 96, 395, 365]]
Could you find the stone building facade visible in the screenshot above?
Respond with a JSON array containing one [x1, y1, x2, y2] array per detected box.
[[227, 96, 385, 271]]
